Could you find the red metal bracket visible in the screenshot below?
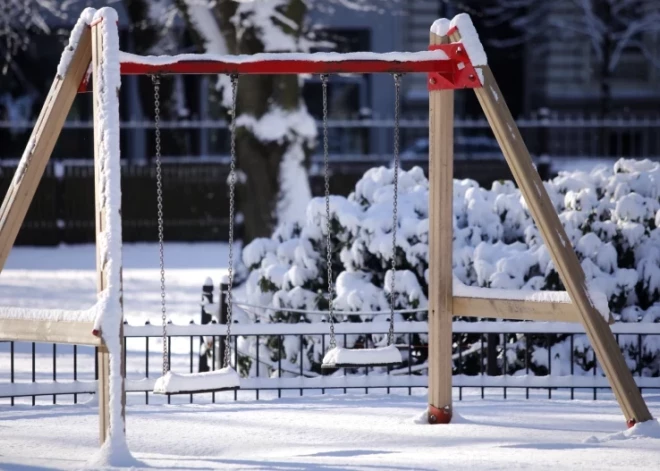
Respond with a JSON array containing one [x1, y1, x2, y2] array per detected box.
[[78, 64, 92, 93], [428, 43, 481, 90], [447, 26, 459, 38]]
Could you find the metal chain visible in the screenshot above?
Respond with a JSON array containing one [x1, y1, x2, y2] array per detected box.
[[388, 73, 403, 346], [321, 74, 336, 350], [224, 74, 239, 368], [152, 74, 168, 376]]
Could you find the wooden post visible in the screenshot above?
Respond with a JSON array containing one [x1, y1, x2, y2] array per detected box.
[[91, 20, 111, 446], [467, 63, 652, 424], [0, 29, 92, 272], [427, 30, 454, 424], [91, 18, 127, 444]]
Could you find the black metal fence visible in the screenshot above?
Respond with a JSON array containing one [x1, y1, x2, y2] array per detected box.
[[2, 115, 660, 161], [1, 280, 658, 406], [2, 323, 659, 406], [0, 157, 522, 246]]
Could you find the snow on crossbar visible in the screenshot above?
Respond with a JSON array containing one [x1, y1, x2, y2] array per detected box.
[[120, 50, 450, 74], [322, 345, 403, 369], [453, 279, 613, 323], [152, 367, 241, 395], [114, 47, 482, 90]]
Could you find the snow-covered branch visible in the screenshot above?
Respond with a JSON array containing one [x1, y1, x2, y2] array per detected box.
[[487, 0, 660, 105], [0, 0, 78, 73]]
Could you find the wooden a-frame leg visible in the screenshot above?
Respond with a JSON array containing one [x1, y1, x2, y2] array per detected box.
[[472, 66, 652, 425], [0, 29, 92, 272], [427, 30, 454, 424], [91, 19, 126, 445]]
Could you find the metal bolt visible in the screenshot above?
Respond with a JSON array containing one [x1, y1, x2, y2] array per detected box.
[[429, 77, 437, 85], [456, 46, 463, 54], [429, 414, 437, 423], [469, 74, 475, 81]]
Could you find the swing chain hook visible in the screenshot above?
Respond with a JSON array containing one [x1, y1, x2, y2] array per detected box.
[[152, 74, 168, 375], [224, 73, 239, 369], [320, 73, 336, 350]]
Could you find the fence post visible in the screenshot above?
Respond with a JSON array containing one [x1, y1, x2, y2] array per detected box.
[[217, 275, 229, 369], [487, 334, 499, 376], [198, 277, 214, 372]]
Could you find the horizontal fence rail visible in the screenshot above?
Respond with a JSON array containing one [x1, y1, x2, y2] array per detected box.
[[0, 158, 523, 246], [2, 115, 659, 162], [4, 116, 660, 130], [2, 113, 658, 245], [2, 319, 659, 405]]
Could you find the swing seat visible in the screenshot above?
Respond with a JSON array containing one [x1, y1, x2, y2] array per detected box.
[[153, 366, 241, 395], [321, 345, 402, 369]]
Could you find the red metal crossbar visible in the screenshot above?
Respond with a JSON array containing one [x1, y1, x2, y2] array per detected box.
[[78, 43, 482, 92], [123, 57, 450, 75]]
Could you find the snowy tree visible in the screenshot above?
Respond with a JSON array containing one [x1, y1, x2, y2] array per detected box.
[[2, 0, 400, 244], [173, 0, 401, 244], [241, 159, 660, 379], [486, 0, 660, 116], [238, 166, 428, 375], [0, 0, 70, 75]]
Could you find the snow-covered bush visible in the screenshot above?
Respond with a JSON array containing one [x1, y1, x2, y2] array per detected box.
[[240, 159, 660, 379]]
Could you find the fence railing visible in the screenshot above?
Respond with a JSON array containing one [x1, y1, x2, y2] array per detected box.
[[0, 157, 522, 246], [2, 115, 659, 161], [2, 318, 659, 405]]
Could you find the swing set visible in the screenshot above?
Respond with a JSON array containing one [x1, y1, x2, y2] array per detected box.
[[0, 6, 653, 449]]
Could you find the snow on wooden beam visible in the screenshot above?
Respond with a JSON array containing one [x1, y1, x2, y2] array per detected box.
[[452, 296, 585, 323], [0, 318, 102, 345]]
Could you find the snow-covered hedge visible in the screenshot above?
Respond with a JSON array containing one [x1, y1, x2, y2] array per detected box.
[[239, 158, 660, 378]]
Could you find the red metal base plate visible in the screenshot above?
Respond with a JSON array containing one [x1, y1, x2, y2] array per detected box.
[[428, 405, 452, 424]]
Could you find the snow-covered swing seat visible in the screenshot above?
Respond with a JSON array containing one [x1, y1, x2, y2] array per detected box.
[[150, 74, 241, 395], [317, 74, 403, 370]]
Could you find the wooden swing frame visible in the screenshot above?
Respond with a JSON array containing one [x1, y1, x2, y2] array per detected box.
[[0, 8, 652, 449]]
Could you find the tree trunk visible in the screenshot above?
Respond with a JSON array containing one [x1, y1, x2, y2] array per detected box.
[[177, 0, 312, 245], [220, 0, 311, 243]]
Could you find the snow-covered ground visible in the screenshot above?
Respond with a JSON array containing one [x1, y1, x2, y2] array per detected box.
[[0, 242, 232, 325], [1, 244, 660, 470], [0, 243, 235, 404], [0, 392, 659, 470]]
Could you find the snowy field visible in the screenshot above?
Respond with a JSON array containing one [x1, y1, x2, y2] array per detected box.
[[2, 244, 660, 470], [0, 393, 659, 470], [0, 242, 232, 325]]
